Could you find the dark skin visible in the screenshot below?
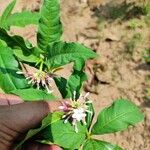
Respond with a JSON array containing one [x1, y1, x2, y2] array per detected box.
[[0, 93, 62, 150]]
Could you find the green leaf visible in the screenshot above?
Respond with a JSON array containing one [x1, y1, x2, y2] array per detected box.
[[143, 49, 150, 64], [13, 49, 40, 63], [37, 0, 63, 50], [15, 112, 63, 150], [83, 139, 122, 150], [46, 42, 97, 69], [0, 28, 32, 54], [48, 41, 96, 99], [54, 70, 87, 99], [67, 70, 87, 97], [91, 99, 144, 135], [0, 42, 27, 93], [54, 76, 68, 98], [6, 11, 40, 27], [0, 0, 16, 29], [74, 58, 85, 71], [40, 120, 87, 149], [11, 88, 56, 101]]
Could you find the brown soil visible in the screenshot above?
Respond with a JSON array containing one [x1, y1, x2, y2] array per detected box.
[[0, 0, 150, 149]]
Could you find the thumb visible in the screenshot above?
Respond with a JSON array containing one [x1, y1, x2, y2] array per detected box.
[[24, 142, 62, 150], [0, 101, 62, 133], [0, 94, 62, 144]]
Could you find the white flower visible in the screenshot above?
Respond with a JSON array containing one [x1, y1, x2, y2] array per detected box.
[[59, 91, 92, 133], [72, 108, 86, 122], [17, 70, 54, 93]]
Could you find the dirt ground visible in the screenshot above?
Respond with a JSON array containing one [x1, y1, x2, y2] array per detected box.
[[0, 0, 150, 150]]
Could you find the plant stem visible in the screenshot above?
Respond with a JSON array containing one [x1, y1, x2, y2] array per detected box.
[[86, 130, 92, 140], [39, 61, 44, 71]]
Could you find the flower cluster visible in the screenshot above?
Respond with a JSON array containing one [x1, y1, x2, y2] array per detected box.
[[59, 91, 92, 133], [17, 70, 54, 93]]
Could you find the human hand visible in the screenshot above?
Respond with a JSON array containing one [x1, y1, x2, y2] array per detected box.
[[0, 93, 62, 150]]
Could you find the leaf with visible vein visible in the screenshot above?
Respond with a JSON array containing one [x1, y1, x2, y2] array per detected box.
[[54, 69, 87, 98], [15, 112, 63, 150], [0, 28, 32, 54], [37, 0, 63, 50], [91, 99, 144, 135], [0, 0, 16, 29], [83, 139, 122, 150], [6, 11, 40, 27], [54, 76, 68, 98], [0, 41, 27, 93], [46, 42, 97, 69], [40, 120, 87, 149], [66, 70, 87, 97], [11, 88, 56, 101], [13, 49, 40, 63]]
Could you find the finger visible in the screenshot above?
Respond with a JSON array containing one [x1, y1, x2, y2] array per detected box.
[[0, 101, 62, 139], [0, 93, 23, 105], [24, 142, 62, 150]]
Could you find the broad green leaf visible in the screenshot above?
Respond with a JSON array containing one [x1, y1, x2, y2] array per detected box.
[[91, 99, 144, 135], [54, 76, 68, 98], [15, 112, 63, 150], [83, 139, 122, 150], [0, 28, 41, 62], [66, 70, 87, 98], [74, 58, 85, 71], [6, 11, 40, 27], [11, 88, 56, 101], [47, 41, 96, 99], [13, 49, 40, 63], [54, 58, 87, 99], [0, 28, 32, 54], [86, 102, 95, 130], [40, 120, 87, 149], [54, 70, 87, 99], [46, 42, 97, 69], [37, 0, 63, 50], [0, 0, 16, 29], [0, 42, 27, 93]]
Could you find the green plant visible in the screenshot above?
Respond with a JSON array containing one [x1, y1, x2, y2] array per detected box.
[[144, 78, 150, 100], [129, 0, 150, 16], [127, 18, 145, 30], [0, 0, 144, 150], [146, 87, 150, 100], [16, 98, 143, 150], [141, 0, 150, 15], [143, 49, 150, 63], [143, 49, 150, 100], [125, 33, 142, 57], [0, 0, 39, 30]]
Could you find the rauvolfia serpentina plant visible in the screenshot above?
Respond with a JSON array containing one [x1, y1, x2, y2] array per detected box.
[[0, 0, 144, 149]]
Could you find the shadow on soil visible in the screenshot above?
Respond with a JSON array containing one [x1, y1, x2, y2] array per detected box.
[[92, 1, 145, 22], [135, 63, 150, 71]]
